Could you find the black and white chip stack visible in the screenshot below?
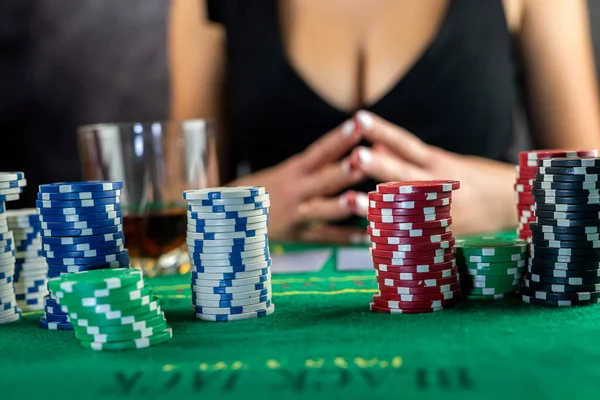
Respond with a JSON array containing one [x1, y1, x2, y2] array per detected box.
[[0, 172, 27, 324], [6, 209, 48, 311], [183, 186, 274, 322], [523, 156, 600, 307]]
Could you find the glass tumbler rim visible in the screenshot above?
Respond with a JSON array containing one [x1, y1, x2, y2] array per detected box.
[[77, 118, 215, 133]]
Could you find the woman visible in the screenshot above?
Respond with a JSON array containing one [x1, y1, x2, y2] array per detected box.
[[169, 0, 600, 241]]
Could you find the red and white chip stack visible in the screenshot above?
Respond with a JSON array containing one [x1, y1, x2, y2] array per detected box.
[[366, 180, 461, 314], [515, 150, 598, 241]]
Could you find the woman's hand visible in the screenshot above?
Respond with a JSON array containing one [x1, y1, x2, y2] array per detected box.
[[349, 111, 516, 235], [229, 120, 366, 239]]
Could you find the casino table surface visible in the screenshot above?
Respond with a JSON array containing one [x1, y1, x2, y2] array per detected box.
[[2, 234, 600, 400]]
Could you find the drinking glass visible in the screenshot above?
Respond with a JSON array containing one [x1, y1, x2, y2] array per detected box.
[[78, 119, 218, 276]]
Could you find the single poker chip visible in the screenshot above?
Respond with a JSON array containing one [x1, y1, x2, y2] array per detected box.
[[192, 279, 271, 294], [183, 186, 266, 200], [529, 230, 600, 242], [467, 287, 518, 295], [186, 228, 268, 241], [534, 203, 600, 212], [192, 293, 271, 308], [535, 217, 600, 228], [369, 303, 444, 314], [366, 226, 451, 238], [55, 286, 152, 307], [192, 260, 272, 274], [455, 237, 527, 256], [185, 194, 269, 206], [531, 243, 600, 255], [539, 166, 600, 175], [44, 250, 129, 267], [79, 327, 172, 351], [536, 173, 599, 183], [370, 239, 454, 252], [187, 214, 268, 226], [366, 212, 452, 223], [194, 299, 271, 315], [467, 278, 522, 290], [533, 195, 600, 205], [36, 196, 120, 209], [371, 246, 454, 259], [377, 281, 461, 296], [40, 217, 122, 230], [193, 288, 270, 302], [367, 205, 452, 216], [529, 258, 600, 271], [189, 250, 269, 264], [368, 198, 452, 210], [525, 278, 600, 293], [531, 238, 600, 249], [376, 180, 460, 194], [39, 181, 123, 194], [521, 287, 600, 301], [367, 191, 452, 202], [371, 295, 456, 309], [376, 288, 461, 302], [373, 253, 455, 267], [0, 179, 26, 189], [192, 272, 270, 288], [41, 232, 124, 245], [530, 223, 600, 234], [189, 245, 268, 259], [43, 238, 124, 252], [514, 183, 532, 192], [45, 313, 70, 323], [531, 188, 600, 198], [466, 266, 524, 276], [540, 157, 600, 167], [532, 180, 600, 190], [186, 235, 268, 248], [42, 245, 124, 259], [190, 253, 269, 267], [75, 321, 168, 343], [520, 149, 598, 161], [531, 252, 600, 264], [187, 208, 268, 220], [375, 260, 456, 274], [0, 187, 24, 197], [37, 204, 121, 216], [68, 301, 162, 325], [191, 267, 270, 281], [0, 172, 25, 182], [39, 316, 72, 330], [187, 221, 268, 234], [375, 267, 458, 281], [522, 295, 600, 307], [73, 313, 166, 334], [459, 252, 525, 263], [467, 294, 507, 301], [187, 241, 268, 254], [37, 189, 121, 201], [368, 232, 455, 246], [529, 273, 600, 285], [187, 200, 270, 214], [195, 303, 275, 322], [368, 218, 452, 231], [42, 224, 122, 237], [369, 239, 455, 254]]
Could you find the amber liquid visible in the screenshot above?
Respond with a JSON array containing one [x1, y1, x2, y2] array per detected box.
[[123, 210, 188, 259]]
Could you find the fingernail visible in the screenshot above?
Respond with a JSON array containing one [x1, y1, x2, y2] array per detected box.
[[355, 193, 369, 214], [341, 120, 355, 137], [358, 147, 372, 165], [339, 195, 349, 211], [341, 160, 352, 174], [356, 110, 373, 130]]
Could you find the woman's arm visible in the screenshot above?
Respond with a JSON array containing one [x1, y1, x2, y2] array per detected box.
[[518, 0, 600, 148]]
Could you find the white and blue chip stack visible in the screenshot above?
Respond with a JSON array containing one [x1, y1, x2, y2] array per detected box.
[[36, 181, 129, 329], [6, 209, 48, 310], [183, 186, 275, 322], [0, 171, 28, 324]]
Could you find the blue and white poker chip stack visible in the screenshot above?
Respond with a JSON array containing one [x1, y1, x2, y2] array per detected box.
[[6, 209, 48, 311], [36, 181, 130, 330], [0, 171, 28, 324], [183, 186, 275, 322]]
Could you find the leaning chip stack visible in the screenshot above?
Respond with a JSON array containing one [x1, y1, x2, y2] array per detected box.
[[515, 150, 598, 241], [456, 237, 527, 300], [366, 180, 461, 314], [183, 186, 274, 322], [48, 269, 172, 350], [37, 181, 129, 330], [523, 156, 600, 307], [0, 172, 27, 324], [7, 209, 48, 310]]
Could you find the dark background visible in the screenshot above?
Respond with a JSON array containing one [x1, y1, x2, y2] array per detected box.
[[1, 0, 600, 206]]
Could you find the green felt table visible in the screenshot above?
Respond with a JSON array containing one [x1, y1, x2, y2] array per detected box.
[[2, 235, 600, 400]]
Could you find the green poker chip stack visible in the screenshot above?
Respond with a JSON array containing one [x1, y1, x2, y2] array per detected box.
[[456, 237, 528, 300], [48, 268, 172, 351]]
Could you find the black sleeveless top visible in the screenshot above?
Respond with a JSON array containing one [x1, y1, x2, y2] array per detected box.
[[207, 0, 517, 180]]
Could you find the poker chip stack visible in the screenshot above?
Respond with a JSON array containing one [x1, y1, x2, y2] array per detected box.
[[6, 209, 48, 310], [515, 150, 597, 241], [0, 172, 27, 324], [456, 237, 527, 300], [523, 157, 600, 307], [366, 180, 461, 314], [183, 187, 274, 322], [37, 181, 129, 330], [48, 269, 172, 351]]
